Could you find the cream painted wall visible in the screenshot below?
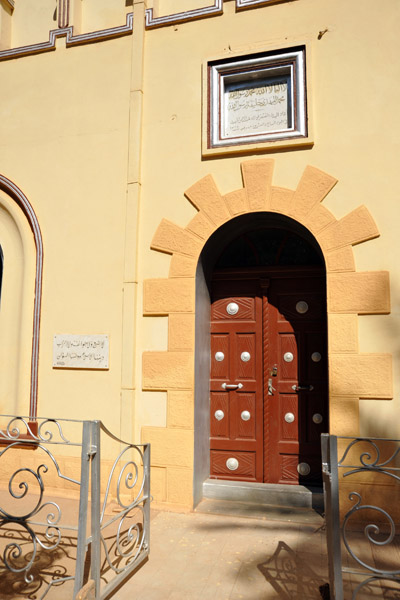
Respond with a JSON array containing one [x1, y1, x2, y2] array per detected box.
[[11, 0, 56, 47], [0, 35, 132, 438], [0, 3, 11, 50], [81, 0, 131, 33]]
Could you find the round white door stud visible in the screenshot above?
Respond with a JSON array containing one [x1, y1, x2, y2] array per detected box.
[[297, 462, 311, 476], [214, 410, 224, 421], [241, 411, 251, 421], [312, 413, 323, 424], [311, 352, 321, 363], [215, 352, 225, 362], [226, 302, 239, 315], [296, 301, 309, 314], [284, 352, 294, 362], [284, 412, 295, 423], [241, 352, 251, 362], [226, 458, 239, 471]]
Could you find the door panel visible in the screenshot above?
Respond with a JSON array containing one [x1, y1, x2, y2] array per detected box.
[[265, 275, 328, 485], [210, 450, 256, 479], [236, 334, 256, 380], [210, 294, 263, 482], [210, 393, 230, 438], [209, 270, 328, 486], [236, 393, 256, 440], [211, 297, 255, 321], [280, 394, 298, 440], [210, 334, 230, 379]]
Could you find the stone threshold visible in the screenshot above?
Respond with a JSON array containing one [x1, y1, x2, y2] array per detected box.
[[199, 478, 325, 517]]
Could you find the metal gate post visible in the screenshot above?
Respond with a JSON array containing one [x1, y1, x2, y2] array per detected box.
[[90, 420, 101, 598], [73, 421, 92, 598], [143, 444, 151, 553], [322, 434, 343, 600]]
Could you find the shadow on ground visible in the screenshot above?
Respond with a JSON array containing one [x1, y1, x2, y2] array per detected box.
[[256, 541, 328, 600]]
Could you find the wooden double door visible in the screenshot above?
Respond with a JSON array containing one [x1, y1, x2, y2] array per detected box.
[[209, 268, 328, 485]]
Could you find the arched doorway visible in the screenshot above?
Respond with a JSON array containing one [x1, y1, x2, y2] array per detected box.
[[144, 160, 390, 510], [202, 213, 328, 487]]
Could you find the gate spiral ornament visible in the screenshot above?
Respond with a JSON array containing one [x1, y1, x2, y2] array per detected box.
[[0, 415, 151, 598], [0, 461, 63, 584], [342, 492, 399, 575], [322, 434, 400, 598]]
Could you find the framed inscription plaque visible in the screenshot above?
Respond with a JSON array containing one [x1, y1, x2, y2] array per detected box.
[[203, 45, 312, 155], [53, 334, 109, 369]]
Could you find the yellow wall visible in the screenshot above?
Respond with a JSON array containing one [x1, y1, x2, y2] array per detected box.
[[0, 0, 398, 509], [0, 35, 131, 437]]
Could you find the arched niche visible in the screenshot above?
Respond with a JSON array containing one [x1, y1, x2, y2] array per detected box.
[[0, 176, 43, 419]]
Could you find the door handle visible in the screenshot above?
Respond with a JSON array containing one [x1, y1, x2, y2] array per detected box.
[[292, 384, 314, 392], [221, 383, 243, 390], [268, 378, 276, 396]]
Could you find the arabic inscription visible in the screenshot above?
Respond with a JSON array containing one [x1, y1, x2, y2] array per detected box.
[[53, 334, 109, 369], [223, 80, 289, 138]]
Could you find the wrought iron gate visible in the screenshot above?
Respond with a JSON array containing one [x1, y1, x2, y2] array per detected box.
[[0, 415, 150, 599], [322, 433, 400, 599]]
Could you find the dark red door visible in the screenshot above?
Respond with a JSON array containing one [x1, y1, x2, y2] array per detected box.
[[209, 269, 328, 486], [209, 290, 264, 482]]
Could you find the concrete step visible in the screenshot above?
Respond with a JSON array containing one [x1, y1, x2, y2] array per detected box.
[[202, 478, 324, 511], [195, 496, 325, 525]]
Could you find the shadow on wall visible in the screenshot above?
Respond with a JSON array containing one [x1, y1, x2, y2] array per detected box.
[[358, 277, 400, 440]]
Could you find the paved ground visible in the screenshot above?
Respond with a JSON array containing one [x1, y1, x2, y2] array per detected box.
[[2, 496, 399, 599], [117, 507, 329, 600]]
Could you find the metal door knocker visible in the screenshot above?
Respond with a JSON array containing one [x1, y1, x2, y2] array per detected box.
[[297, 462, 311, 476], [226, 302, 239, 315], [226, 458, 239, 471], [296, 301, 309, 314], [215, 410, 224, 421], [284, 412, 295, 423]]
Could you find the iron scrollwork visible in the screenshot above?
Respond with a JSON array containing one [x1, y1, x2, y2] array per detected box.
[[325, 435, 400, 599], [0, 463, 62, 584], [0, 415, 83, 596], [0, 416, 150, 599], [100, 445, 147, 577]]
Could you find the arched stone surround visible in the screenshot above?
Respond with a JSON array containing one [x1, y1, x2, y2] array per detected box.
[[142, 159, 392, 510]]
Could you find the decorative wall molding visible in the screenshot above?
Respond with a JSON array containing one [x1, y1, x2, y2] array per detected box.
[[0, 0, 291, 59], [0, 175, 43, 421], [145, 1, 223, 29], [145, 0, 290, 28], [58, 0, 70, 29], [236, 0, 289, 8], [1, 0, 14, 11], [0, 12, 133, 61]]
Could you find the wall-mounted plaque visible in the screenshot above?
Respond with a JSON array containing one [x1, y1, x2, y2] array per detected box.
[[53, 334, 109, 369], [203, 45, 311, 155]]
